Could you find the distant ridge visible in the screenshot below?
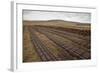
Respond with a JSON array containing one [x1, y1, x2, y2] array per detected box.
[[23, 19, 90, 24]]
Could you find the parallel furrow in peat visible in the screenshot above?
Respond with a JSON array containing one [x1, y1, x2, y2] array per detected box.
[[36, 27, 90, 52], [35, 28, 90, 59], [29, 28, 58, 61]]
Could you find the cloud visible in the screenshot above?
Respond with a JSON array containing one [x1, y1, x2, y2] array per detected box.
[[23, 10, 91, 23]]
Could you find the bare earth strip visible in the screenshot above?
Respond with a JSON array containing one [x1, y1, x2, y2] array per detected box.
[[23, 26, 41, 62]]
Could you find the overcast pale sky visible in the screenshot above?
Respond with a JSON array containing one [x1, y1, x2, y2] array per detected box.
[[23, 10, 91, 23]]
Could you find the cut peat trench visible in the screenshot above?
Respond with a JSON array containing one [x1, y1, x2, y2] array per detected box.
[[35, 27, 90, 51], [35, 27, 90, 59]]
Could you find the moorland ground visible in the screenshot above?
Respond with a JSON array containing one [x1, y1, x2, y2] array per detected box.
[[23, 20, 91, 62]]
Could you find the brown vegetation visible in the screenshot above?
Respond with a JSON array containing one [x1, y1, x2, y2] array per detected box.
[[23, 20, 91, 62]]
